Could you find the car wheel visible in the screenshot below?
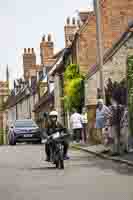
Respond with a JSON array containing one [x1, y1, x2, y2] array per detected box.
[[38, 139, 42, 144]]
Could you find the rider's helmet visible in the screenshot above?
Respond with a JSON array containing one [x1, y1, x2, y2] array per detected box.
[[49, 110, 58, 122]]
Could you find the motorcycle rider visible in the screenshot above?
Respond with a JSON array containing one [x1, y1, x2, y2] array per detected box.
[[44, 110, 69, 161]]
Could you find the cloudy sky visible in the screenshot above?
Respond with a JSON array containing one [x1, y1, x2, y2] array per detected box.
[[0, 0, 93, 87]]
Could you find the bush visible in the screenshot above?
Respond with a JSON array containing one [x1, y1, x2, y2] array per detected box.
[[63, 64, 85, 112]]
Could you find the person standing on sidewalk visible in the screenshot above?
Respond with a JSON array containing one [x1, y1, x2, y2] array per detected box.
[[81, 107, 88, 143], [70, 108, 83, 143], [120, 107, 129, 153], [95, 99, 109, 143], [108, 99, 124, 156]]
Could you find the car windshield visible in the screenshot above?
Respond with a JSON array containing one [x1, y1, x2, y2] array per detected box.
[[14, 120, 38, 128]]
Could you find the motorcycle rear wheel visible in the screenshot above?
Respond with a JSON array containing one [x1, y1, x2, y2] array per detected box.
[[59, 159, 64, 169]]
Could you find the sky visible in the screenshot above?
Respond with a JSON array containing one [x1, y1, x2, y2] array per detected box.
[[0, 0, 93, 87]]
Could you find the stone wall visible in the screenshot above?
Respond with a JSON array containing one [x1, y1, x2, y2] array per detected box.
[[85, 35, 133, 106], [98, 36, 133, 89]]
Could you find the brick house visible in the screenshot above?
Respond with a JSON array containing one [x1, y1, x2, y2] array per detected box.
[[33, 47, 71, 127], [6, 78, 39, 123], [6, 34, 56, 125], [61, 0, 133, 141], [69, 0, 133, 75]]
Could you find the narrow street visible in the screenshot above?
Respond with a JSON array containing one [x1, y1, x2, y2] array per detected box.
[[0, 145, 133, 200]]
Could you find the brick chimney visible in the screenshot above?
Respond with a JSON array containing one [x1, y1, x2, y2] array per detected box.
[[40, 34, 54, 66], [64, 17, 78, 47], [23, 48, 36, 80]]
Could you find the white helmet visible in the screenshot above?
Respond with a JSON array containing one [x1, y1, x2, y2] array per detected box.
[[49, 110, 58, 117], [97, 99, 104, 104]]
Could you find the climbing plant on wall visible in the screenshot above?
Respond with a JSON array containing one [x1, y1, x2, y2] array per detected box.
[[127, 55, 133, 135], [63, 64, 85, 112]]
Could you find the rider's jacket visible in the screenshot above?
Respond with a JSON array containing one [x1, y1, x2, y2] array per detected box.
[[45, 121, 63, 136]]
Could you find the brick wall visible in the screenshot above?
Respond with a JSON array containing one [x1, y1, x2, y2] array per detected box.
[[75, 0, 133, 74]]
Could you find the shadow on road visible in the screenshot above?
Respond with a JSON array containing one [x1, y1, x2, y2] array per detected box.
[[28, 166, 57, 171], [86, 155, 133, 176]]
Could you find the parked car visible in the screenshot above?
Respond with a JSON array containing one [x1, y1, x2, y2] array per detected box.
[[8, 119, 42, 145]]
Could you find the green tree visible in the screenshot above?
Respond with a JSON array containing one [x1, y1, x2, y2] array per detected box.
[[63, 64, 85, 112]]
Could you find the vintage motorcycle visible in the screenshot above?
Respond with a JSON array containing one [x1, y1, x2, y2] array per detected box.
[[43, 129, 69, 169]]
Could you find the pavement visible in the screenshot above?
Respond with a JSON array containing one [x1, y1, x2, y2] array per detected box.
[[71, 143, 133, 166], [0, 144, 133, 199]]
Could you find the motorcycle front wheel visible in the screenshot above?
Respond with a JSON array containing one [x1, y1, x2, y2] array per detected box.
[[55, 144, 64, 169]]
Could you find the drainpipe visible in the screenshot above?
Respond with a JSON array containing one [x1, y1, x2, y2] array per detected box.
[[94, 0, 105, 101], [76, 34, 79, 66]]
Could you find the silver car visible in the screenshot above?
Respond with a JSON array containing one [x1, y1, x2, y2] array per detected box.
[[8, 119, 42, 145]]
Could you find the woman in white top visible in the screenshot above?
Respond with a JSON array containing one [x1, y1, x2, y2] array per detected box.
[[81, 107, 88, 143], [70, 108, 83, 143]]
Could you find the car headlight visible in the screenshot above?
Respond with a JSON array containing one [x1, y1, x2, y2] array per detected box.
[[32, 129, 40, 133]]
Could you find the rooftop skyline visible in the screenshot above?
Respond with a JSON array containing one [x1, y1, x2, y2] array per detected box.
[[0, 0, 93, 87]]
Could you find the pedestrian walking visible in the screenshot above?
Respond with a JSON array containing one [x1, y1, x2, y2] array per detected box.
[[95, 99, 109, 143], [81, 107, 88, 143], [70, 108, 83, 143]]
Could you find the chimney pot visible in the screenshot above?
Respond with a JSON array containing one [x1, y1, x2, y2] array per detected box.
[[66, 17, 70, 25], [72, 17, 76, 25], [42, 35, 45, 41], [24, 48, 26, 53], [31, 48, 34, 53], [28, 48, 30, 53], [48, 34, 51, 42], [77, 19, 81, 27]]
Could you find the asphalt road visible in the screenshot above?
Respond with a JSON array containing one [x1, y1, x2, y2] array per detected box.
[[0, 145, 133, 200]]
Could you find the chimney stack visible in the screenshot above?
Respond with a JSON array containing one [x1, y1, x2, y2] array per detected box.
[[40, 33, 54, 66], [23, 48, 36, 80], [64, 17, 78, 47]]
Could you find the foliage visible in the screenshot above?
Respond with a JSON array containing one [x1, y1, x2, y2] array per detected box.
[[127, 55, 133, 135], [63, 64, 85, 112]]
